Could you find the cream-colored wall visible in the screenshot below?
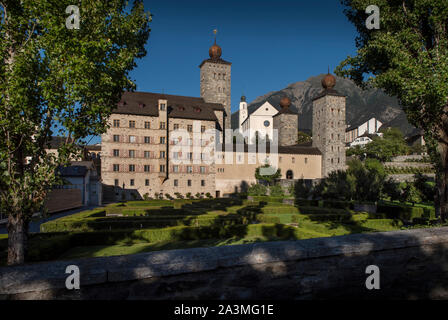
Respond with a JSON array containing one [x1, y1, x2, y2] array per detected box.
[[215, 151, 321, 195], [101, 113, 217, 198]]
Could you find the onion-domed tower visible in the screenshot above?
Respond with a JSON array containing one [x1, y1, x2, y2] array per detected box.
[[273, 96, 298, 146], [312, 71, 346, 177], [199, 31, 232, 136]]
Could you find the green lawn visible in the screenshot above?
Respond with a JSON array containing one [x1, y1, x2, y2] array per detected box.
[[1, 198, 445, 264]]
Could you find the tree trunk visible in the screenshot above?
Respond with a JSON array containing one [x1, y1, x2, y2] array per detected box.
[[436, 141, 448, 222], [7, 213, 28, 265]]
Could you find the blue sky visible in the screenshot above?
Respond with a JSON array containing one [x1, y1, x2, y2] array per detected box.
[[89, 0, 359, 144], [132, 0, 358, 112]]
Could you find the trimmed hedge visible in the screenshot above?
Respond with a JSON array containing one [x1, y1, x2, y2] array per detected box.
[[249, 196, 293, 203], [377, 203, 425, 221], [2, 223, 299, 264], [41, 214, 252, 232]]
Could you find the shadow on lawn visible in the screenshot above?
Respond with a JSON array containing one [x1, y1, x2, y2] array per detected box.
[[2, 197, 448, 300]]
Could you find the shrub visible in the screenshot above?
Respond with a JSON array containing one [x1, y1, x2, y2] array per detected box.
[[382, 178, 402, 201], [248, 183, 267, 196], [377, 203, 425, 221], [186, 192, 193, 199], [174, 192, 184, 199], [206, 192, 213, 199], [269, 184, 284, 197], [249, 196, 286, 203], [195, 193, 202, 199], [294, 179, 312, 199], [143, 193, 151, 201], [295, 199, 319, 207]]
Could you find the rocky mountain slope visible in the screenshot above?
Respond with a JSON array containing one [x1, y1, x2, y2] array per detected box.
[[231, 74, 416, 136]]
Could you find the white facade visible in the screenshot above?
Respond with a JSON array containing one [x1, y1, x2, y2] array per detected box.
[[239, 101, 278, 143], [349, 136, 373, 147], [345, 117, 383, 144], [359, 118, 382, 136], [239, 98, 248, 128]]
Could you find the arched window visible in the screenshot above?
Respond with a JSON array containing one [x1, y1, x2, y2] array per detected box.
[[286, 170, 293, 180]]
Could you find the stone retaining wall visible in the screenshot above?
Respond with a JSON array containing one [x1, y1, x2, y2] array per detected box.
[[1, 227, 448, 300]]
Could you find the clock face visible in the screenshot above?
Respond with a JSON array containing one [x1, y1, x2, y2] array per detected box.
[[264, 120, 270, 127]]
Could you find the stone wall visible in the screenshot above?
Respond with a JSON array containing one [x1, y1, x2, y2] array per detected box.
[[1, 227, 448, 300], [200, 61, 231, 131], [273, 113, 298, 147], [312, 94, 346, 177], [388, 173, 435, 182]]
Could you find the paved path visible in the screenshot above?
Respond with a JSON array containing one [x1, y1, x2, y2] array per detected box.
[[0, 206, 99, 234]]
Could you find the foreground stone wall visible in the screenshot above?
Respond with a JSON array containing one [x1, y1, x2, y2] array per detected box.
[[1, 228, 448, 300]]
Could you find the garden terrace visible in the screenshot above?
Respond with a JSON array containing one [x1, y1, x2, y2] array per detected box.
[[0, 197, 443, 265]]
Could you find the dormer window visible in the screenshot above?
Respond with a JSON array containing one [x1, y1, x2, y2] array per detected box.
[[139, 103, 145, 108], [160, 103, 166, 111], [194, 107, 201, 113], [178, 106, 185, 111]]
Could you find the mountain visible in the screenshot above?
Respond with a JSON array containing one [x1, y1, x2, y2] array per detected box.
[[231, 74, 416, 136]]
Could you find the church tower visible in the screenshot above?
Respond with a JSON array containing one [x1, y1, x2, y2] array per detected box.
[[239, 95, 248, 131], [199, 32, 232, 131], [312, 73, 346, 177]]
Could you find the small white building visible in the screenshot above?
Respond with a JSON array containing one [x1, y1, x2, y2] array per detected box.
[[239, 97, 278, 143], [349, 134, 373, 147], [345, 117, 383, 144]]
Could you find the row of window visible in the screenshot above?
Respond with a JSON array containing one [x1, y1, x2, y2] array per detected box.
[[111, 135, 211, 146], [113, 135, 165, 144], [329, 158, 341, 164], [112, 164, 208, 173], [115, 179, 206, 187], [112, 149, 210, 160], [214, 73, 226, 80], [112, 120, 207, 133]]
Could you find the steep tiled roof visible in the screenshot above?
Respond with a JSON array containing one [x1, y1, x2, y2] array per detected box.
[[58, 165, 87, 177], [312, 88, 346, 101], [199, 58, 232, 68], [113, 92, 225, 121]]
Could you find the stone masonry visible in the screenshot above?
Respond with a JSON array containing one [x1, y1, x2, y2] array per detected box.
[[200, 60, 231, 134], [312, 89, 347, 177], [273, 112, 299, 147], [2, 227, 448, 299]]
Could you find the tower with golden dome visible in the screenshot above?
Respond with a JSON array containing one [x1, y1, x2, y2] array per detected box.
[[273, 96, 299, 147], [312, 72, 347, 177], [199, 31, 232, 136]]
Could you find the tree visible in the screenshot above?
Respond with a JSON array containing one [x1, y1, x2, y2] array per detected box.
[[269, 184, 284, 197], [336, 1, 448, 220], [323, 170, 356, 200], [365, 128, 410, 162], [255, 164, 281, 185], [248, 183, 267, 196], [297, 131, 312, 144], [294, 179, 312, 199], [382, 178, 402, 202], [0, 1, 151, 265], [346, 145, 365, 158], [403, 183, 422, 206], [414, 172, 436, 202], [347, 159, 386, 202]]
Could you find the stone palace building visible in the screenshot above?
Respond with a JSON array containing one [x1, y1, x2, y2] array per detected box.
[[101, 40, 346, 199]]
